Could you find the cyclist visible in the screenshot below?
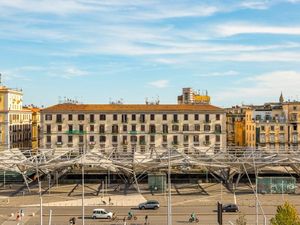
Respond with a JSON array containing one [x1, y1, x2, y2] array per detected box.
[[190, 212, 196, 221], [128, 210, 133, 219]]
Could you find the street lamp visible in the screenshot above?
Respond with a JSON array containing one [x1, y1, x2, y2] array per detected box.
[[167, 147, 172, 225]]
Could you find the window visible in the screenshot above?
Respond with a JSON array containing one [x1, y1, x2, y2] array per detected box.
[[57, 125, 62, 132], [149, 125, 156, 133], [130, 135, 137, 142], [79, 136, 84, 143], [215, 124, 221, 133], [205, 114, 210, 122], [163, 114, 167, 120], [68, 125, 73, 132], [122, 136, 128, 144], [78, 114, 85, 121], [261, 126, 265, 131], [68, 114, 73, 121], [79, 125, 84, 132], [184, 135, 189, 142], [112, 136, 118, 142], [46, 136, 51, 143], [205, 135, 210, 143], [90, 114, 95, 123], [194, 114, 199, 120], [123, 125, 127, 132], [100, 136, 106, 142], [172, 125, 179, 131], [140, 114, 145, 123], [131, 114, 136, 121], [57, 136, 62, 143], [193, 135, 199, 142], [163, 124, 168, 133], [204, 125, 211, 131], [194, 124, 200, 131], [100, 114, 106, 120], [44, 125, 51, 135], [90, 125, 94, 132], [68, 136, 73, 143], [293, 125, 297, 131], [139, 136, 146, 145], [122, 114, 127, 123], [45, 114, 52, 121], [216, 114, 220, 121], [150, 135, 155, 142], [99, 125, 105, 134], [131, 124, 136, 132], [173, 114, 178, 122], [183, 124, 189, 131], [216, 135, 220, 142], [113, 114, 118, 121], [56, 114, 62, 123], [141, 125, 145, 132], [150, 114, 155, 120], [270, 126, 275, 131], [280, 126, 284, 131], [112, 125, 119, 133], [173, 135, 178, 144], [89, 136, 94, 142], [162, 135, 167, 143], [184, 114, 188, 120]]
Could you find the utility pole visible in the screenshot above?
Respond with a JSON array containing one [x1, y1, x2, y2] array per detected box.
[[82, 145, 85, 225]]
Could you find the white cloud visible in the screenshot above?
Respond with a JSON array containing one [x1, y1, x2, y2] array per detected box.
[[216, 23, 300, 37], [148, 80, 169, 88], [214, 71, 300, 105], [195, 70, 239, 77]]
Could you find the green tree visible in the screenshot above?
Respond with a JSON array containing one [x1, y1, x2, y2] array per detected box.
[[270, 202, 300, 225], [236, 213, 247, 225]]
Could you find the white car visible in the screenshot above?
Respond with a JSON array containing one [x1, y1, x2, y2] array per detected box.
[[92, 209, 113, 219]]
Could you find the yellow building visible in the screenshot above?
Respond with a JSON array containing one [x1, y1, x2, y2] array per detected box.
[[0, 85, 32, 149], [24, 107, 41, 150], [226, 106, 246, 147]]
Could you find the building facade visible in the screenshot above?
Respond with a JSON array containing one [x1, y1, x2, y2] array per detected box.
[[0, 85, 32, 149], [226, 106, 246, 147], [177, 88, 211, 104], [41, 104, 226, 154]]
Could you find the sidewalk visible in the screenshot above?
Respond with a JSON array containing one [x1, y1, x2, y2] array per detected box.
[[22, 193, 146, 207]]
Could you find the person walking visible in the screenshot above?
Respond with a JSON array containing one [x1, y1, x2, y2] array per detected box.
[[123, 217, 127, 225], [144, 214, 148, 225]]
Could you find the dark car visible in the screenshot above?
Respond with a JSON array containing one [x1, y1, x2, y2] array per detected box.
[[222, 203, 239, 212], [138, 200, 160, 210]]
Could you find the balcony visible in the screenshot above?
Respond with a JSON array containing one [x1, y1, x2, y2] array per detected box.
[[56, 142, 63, 145], [172, 120, 179, 123], [172, 141, 178, 145], [139, 119, 146, 123], [89, 142, 95, 145], [204, 120, 211, 123], [89, 120, 95, 123], [129, 131, 137, 134], [139, 141, 146, 145], [121, 120, 128, 123]]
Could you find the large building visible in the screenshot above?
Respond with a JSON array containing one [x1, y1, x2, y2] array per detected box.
[[41, 103, 226, 154], [0, 85, 32, 149], [178, 88, 211, 105]]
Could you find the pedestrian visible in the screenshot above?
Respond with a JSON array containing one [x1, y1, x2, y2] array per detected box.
[[109, 196, 111, 204], [145, 214, 148, 225], [123, 216, 127, 225]]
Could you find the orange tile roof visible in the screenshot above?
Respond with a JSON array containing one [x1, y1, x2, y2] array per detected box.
[[42, 103, 223, 112]]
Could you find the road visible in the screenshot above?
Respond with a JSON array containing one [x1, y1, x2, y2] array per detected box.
[[1, 205, 283, 225]]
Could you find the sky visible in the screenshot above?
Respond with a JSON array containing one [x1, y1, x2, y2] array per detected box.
[[1, 0, 300, 108]]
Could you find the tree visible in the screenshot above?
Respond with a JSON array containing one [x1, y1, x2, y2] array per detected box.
[[236, 213, 247, 225], [270, 201, 300, 225]]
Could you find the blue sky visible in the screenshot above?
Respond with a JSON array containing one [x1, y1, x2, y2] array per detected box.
[[1, 0, 300, 107]]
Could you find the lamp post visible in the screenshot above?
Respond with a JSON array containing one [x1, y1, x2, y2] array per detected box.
[[167, 147, 172, 225]]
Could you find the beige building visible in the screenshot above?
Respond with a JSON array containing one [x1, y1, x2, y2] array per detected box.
[[41, 103, 226, 154], [245, 100, 289, 150], [0, 85, 32, 149]]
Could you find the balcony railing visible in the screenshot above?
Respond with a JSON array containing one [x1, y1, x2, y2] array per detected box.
[[203, 141, 211, 146]]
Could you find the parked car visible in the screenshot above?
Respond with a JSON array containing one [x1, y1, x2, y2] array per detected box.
[[222, 203, 239, 212], [138, 200, 160, 210], [92, 209, 113, 219]]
